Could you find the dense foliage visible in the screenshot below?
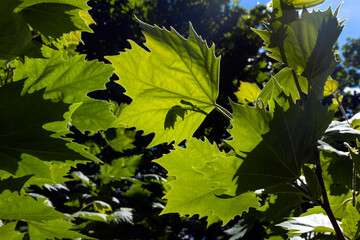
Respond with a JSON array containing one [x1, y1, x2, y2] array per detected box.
[[1, 0, 360, 239]]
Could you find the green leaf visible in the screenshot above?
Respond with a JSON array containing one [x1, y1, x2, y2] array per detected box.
[[257, 192, 305, 223], [303, 165, 322, 201], [0, 81, 96, 174], [255, 2, 343, 98], [12, 155, 78, 187], [0, 0, 31, 66], [319, 141, 354, 195], [100, 155, 142, 182], [277, 213, 340, 236], [341, 204, 360, 240], [93, 200, 112, 213], [346, 139, 360, 176], [15, 0, 92, 38], [234, 81, 261, 103], [28, 219, 93, 240], [284, 0, 325, 8], [104, 127, 136, 153], [0, 175, 33, 193], [323, 77, 339, 97], [258, 68, 307, 110], [13, 46, 113, 103], [0, 222, 25, 240], [71, 211, 118, 222], [323, 120, 360, 143], [106, 19, 220, 147], [154, 138, 259, 226], [164, 105, 188, 130], [71, 99, 117, 133], [228, 95, 333, 193], [0, 190, 69, 221]]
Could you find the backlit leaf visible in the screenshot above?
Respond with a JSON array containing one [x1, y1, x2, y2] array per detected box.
[[100, 155, 142, 182], [0, 222, 24, 240], [14, 0, 92, 38], [28, 219, 92, 240], [104, 127, 136, 153], [0, 81, 96, 174], [0, 190, 69, 221], [258, 68, 307, 110], [106, 19, 220, 147], [323, 76, 339, 97], [155, 138, 259, 226], [228, 94, 333, 193], [234, 81, 261, 103], [254, 2, 343, 98], [13, 46, 113, 103], [284, 0, 325, 8], [341, 204, 360, 240], [71, 99, 117, 133]]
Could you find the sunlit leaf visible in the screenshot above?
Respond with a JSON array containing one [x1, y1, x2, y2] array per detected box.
[[276, 213, 341, 236], [284, 0, 325, 8], [155, 138, 259, 226], [71, 99, 116, 133], [323, 76, 339, 96], [71, 211, 118, 222], [234, 81, 261, 103], [254, 2, 343, 98], [106, 19, 219, 147], [100, 155, 142, 183], [0, 222, 24, 240], [258, 68, 307, 110], [13, 46, 113, 103], [0, 190, 69, 221], [28, 219, 93, 240], [14, 0, 92, 38], [104, 127, 136, 153], [341, 204, 360, 240]]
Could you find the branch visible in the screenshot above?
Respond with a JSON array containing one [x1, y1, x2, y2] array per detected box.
[[314, 149, 346, 240]]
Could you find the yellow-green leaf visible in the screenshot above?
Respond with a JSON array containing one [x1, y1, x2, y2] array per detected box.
[[154, 138, 259, 226], [106, 19, 219, 147], [284, 0, 325, 8], [234, 81, 261, 103], [323, 76, 339, 96]]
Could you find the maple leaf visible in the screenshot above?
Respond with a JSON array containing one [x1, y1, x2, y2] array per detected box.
[[155, 138, 259, 226], [106, 19, 220, 147]]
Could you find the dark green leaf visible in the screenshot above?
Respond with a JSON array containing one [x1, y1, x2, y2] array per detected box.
[[228, 94, 333, 193], [0, 81, 96, 174], [0, 0, 31, 66]]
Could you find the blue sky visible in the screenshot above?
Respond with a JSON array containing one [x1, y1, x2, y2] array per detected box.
[[237, 0, 360, 49]]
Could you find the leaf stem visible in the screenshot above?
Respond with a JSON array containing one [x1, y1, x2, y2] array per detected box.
[[291, 69, 305, 102], [314, 149, 346, 240], [333, 91, 350, 124], [215, 103, 233, 121]]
